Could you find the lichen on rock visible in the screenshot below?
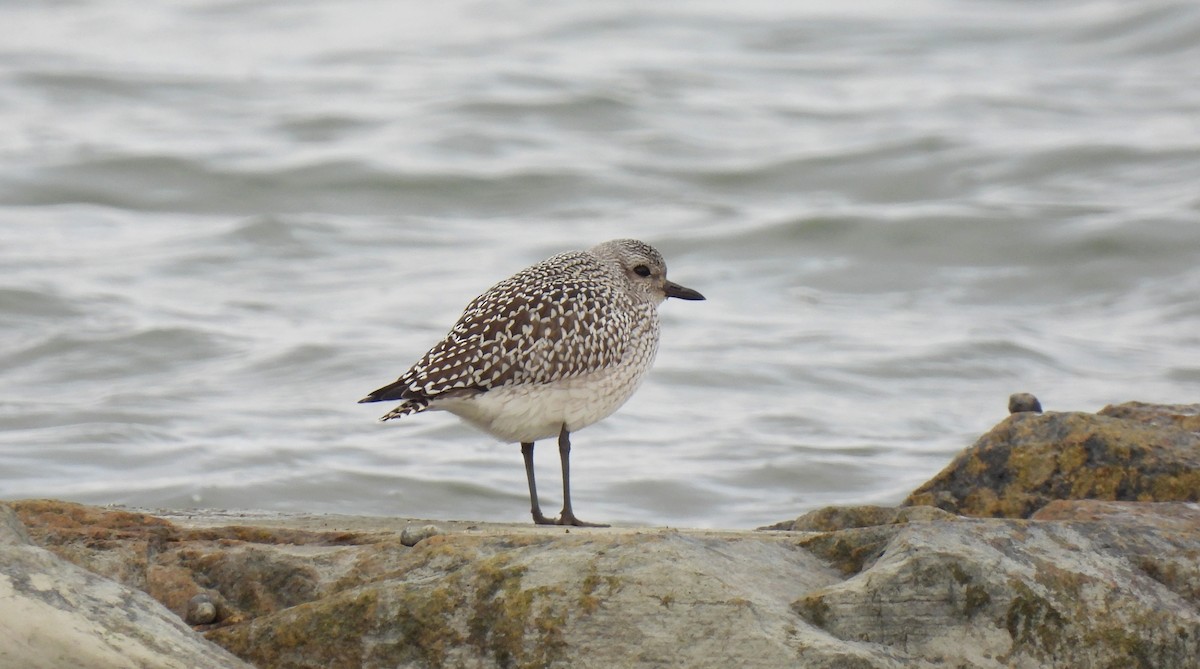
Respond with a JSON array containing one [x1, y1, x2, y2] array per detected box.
[[904, 404, 1200, 517]]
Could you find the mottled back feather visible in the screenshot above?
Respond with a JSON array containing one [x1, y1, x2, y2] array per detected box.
[[364, 247, 658, 421]]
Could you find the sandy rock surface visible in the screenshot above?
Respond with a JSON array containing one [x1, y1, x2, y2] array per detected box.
[[0, 504, 252, 669], [5, 497, 1198, 669]]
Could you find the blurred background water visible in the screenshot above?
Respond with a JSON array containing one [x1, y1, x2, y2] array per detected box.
[[2, 0, 1198, 528]]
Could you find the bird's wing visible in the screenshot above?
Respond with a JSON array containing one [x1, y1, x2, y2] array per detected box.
[[415, 278, 630, 394], [361, 256, 632, 405]]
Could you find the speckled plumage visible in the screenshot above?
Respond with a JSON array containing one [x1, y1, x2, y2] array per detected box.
[[360, 238, 704, 525]]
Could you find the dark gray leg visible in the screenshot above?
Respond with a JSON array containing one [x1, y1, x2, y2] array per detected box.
[[555, 425, 609, 527], [521, 442, 554, 525]]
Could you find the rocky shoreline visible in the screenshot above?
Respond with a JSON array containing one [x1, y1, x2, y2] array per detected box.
[[2, 401, 1198, 668]]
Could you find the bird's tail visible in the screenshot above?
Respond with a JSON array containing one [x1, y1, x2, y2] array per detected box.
[[377, 400, 430, 422], [358, 377, 412, 404], [358, 378, 431, 422]]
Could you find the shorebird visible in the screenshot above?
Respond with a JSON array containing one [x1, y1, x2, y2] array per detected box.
[[359, 239, 704, 526]]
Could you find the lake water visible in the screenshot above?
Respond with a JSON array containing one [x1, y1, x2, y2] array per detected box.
[[2, 0, 1198, 528]]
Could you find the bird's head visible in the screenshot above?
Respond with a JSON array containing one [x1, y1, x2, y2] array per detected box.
[[589, 239, 706, 306]]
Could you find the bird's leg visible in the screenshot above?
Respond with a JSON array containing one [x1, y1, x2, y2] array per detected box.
[[522, 442, 554, 525], [555, 425, 609, 527]]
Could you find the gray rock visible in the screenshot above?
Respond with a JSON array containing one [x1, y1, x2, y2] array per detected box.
[[400, 523, 443, 546], [203, 502, 1200, 669], [186, 592, 219, 625], [9, 498, 1200, 669], [1099, 400, 1200, 431], [0, 503, 252, 669], [0, 502, 32, 546], [762, 504, 957, 532], [208, 529, 868, 668], [794, 501, 1200, 668], [1008, 392, 1042, 414], [905, 406, 1200, 517]]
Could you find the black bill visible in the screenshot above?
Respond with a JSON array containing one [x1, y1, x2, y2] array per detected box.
[[664, 280, 705, 301]]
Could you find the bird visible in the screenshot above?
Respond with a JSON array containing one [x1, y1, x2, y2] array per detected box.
[[358, 239, 705, 527]]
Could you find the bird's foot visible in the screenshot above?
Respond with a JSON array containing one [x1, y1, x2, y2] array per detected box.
[[531, 510, 557, 525], [556, 511, 609, 528]]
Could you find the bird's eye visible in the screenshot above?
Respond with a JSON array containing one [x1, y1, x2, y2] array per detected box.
[[633, 265, 651, 277]]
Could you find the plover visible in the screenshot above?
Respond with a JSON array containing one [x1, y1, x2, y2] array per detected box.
[[359, 239, 705, 526]]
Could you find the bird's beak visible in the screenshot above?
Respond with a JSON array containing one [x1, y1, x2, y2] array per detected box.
[[664, 280, 705, 301]]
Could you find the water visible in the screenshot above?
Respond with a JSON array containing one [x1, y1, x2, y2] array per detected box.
[[2, 1, 1198, 528]]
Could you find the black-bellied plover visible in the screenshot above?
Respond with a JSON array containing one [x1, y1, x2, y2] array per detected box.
[[359, 239, 705, 526]]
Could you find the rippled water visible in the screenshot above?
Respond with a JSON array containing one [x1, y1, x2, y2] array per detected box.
[[2, 1, 1199, 528]]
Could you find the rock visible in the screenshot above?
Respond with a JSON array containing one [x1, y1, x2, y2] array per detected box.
[[792, 501, 1200, 668], [1008, 392, 1042, 414], [1031, 498, 1200, 526], [400, 523, 443, 547], [8, 498, 1200, 668], [187, 592, 219, 625], [904, 406, 1200, 517], [0, 501, 32, 546], [202, 503, 1200, 669], [1098, 400, 1200, 432], [205, 530, 858, 669], [0, 503, 253, 669], [9, 500, 395, 625], [761, 504, 958, 532]]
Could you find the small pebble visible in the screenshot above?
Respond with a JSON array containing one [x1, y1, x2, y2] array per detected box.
[[1008, 393, 1043, 414], [185, 593, 217, 625], [400, 524, 443, 547]]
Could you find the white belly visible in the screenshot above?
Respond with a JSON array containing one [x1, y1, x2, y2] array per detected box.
[[433, 349, 656, 443]]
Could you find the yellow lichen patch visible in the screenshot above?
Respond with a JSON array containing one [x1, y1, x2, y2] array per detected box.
[[962, 582, 991, 618], [578, 559, 621, 615], [1136, 553, 1200, 602], [797, 527, 895, 576], [961, 487, 1004, 517], [1002, 582, 1065, 659], [783, 504, 958, 532], [962, 455, 987, 479], [905, 409, 1200, 518], [1053, 441, 1086, 473], [492, 534, 560, 550], [467, 555, 569, 669], [145, 563, 204, 617], [11, 498, 176, 540], [1067, 465, 1126, 500], [393, 579, 468, 667], [1008, 444, 1057, 490], [1149, 471, 1200, 501], [209, 588, 383, 669], [182, 525, 358, 546], [174, 546, 323, 618], [792, 594, 831, 629], [578, 565, 603, 615]]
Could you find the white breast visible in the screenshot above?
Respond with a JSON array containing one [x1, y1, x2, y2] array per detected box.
[[433, 330, 659, 443]]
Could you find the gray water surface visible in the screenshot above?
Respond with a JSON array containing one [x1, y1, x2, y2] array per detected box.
[[2, 1, 1199, 527]]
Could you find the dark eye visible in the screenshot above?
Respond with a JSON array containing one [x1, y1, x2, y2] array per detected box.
[[633, 265, 651, 277]]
